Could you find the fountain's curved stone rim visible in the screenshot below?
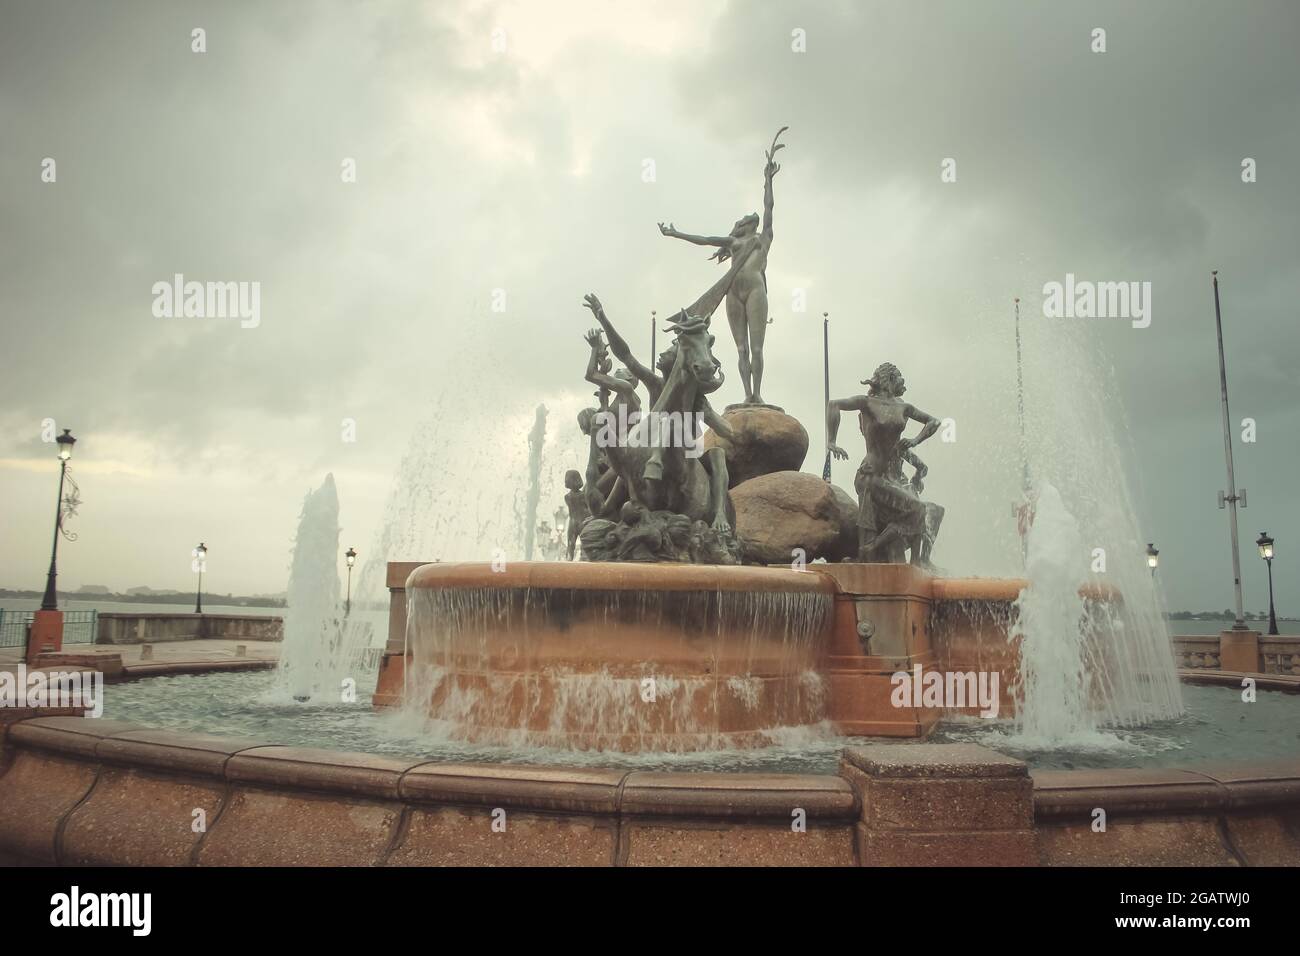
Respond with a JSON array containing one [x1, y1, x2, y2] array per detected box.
[[406, 560, 839, 595], [403, 563, 1121, 603], [932, 576, 1122, 603], [3, 713, 1300, 866]]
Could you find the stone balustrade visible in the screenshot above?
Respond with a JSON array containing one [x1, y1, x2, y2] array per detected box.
[[96, 612, 283, 645], [1172, 634, 1300, 676]]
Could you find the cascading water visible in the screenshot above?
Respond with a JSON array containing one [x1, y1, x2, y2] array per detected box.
[[275, 474, 350, 703], [399, 565, 836, 752], [521, 404, 547, 560], [1011, 482, 1104, 743], [949, 301, 1184, 745], [333, 389, 588, 680], [1008, 481, 1183, 747]]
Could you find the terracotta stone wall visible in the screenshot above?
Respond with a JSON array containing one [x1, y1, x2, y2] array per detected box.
[[843, 744, 1038, 865], [0, 717, 858, 867], [4, 715, 1299, 867], [1033, 764, 1300, 866]]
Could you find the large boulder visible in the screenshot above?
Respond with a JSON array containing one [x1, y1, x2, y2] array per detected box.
[[732, 470, 856, 565], [703, 406, 809, 487]]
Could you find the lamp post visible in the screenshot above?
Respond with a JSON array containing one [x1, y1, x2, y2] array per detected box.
[[38, 429, 76, 611], [1256, 532, 1278, 636], [193, 542, 207, 614], [1146, 542, 1159, 579], [345, 546, 357, 616]]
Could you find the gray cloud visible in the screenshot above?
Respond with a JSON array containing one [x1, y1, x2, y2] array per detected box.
[[0, 0, 1294, 612]]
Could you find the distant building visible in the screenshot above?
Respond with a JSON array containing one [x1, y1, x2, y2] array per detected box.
[[76, 584, 111, 595]]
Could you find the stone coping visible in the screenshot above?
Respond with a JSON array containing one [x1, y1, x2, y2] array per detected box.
[[5, 715, 1298, 824], [843, 743, 1028, 779], [119, 659, 276, 680], [384, 556, 1128, 600], [619, 771, 855, 818], [1032, 762, 1300, 818], [404, 560, 837, 595], [96, 612, 284, 621], [931, 577, 1120, 603], [22, 656, 276, 683], [1176, 669, 1300, 692], [391, 561, 1125, 605], [0, 717, 858, 820]]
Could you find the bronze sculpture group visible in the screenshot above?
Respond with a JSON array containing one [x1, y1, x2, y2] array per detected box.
[[558, 129, 945, 567]]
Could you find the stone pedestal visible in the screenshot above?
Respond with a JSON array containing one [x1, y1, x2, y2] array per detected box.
[[814, 563, 941, 737], [1219, 628, 1261, 673], [840, 743, 1037, 866], [26, 610, 64, 664]]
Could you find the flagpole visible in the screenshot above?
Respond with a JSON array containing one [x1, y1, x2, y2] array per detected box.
[[1211, 270, 1247, 629], [822, 311, 832, 482], [650, 309, 656, 368]]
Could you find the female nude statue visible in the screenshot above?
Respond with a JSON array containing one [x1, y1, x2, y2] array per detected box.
[[827, 363, 943, 566], [658, 127, 786, 406]]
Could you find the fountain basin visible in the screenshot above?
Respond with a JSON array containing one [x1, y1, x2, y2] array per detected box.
[[3, 708, 1299, 866], [375, 561, 1165, 749], [383, 562, 837, 751]]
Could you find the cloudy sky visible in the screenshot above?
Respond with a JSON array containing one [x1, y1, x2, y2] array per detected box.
[[1, 0, 1295, 613]]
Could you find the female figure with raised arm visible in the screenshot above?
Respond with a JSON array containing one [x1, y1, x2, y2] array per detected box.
[[658, 127, 786, 406]]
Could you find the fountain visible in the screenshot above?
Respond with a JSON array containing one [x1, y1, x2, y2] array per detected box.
[[276, 474, 371, 703], [371, 129, 1182, 752], [521, 405, 548, 561], [6, 127, 1298, 872]]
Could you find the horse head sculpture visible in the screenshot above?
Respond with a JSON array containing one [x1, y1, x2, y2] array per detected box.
[[655, 311, 724, 410]]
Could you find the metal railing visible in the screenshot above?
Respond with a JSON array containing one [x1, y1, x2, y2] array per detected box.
[[0, 609, 98, 648]]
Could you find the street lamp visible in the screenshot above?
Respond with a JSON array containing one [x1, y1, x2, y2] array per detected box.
[[344, 546, 357, 616], [193, 542, 207, 614], [1146, 542, 1159, 578], [1256, 532, 1278, 636], [38, 429, 76, 611]]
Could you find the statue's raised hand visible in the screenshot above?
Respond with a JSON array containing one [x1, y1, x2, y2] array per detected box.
[[583, 328, 604, 349], [764, 127, 787, 179], [829, 444, 850, 462], [657, 222, 676, 237], [582, 293, 604, 317]]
